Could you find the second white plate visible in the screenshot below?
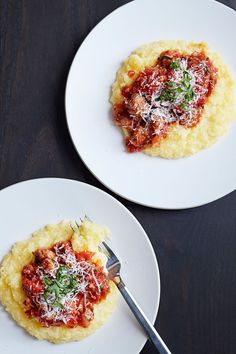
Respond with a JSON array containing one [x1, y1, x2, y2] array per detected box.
[[0, 178, 160, 354], [65, 0, 236, 209]]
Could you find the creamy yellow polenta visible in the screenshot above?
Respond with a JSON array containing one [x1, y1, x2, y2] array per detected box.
[[0, 219, 118, 343], [111, 40, 236, 158]]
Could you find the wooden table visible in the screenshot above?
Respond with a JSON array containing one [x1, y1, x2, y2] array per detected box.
[[0, 1, 235, 353]]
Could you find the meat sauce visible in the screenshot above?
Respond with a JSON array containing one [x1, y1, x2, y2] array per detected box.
[[113, 50, 218, 152], [22, 241, 110, 328]]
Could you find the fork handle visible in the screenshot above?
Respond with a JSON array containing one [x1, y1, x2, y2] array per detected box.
[[117, 282, 172, 354]]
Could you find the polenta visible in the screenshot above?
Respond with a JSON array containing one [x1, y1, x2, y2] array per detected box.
[[111, 40, 235, 158], [0, 219, 118, 343]]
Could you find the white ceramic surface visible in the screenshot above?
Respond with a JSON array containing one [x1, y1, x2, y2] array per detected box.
[[0, 178, 160, 354], [65, 0, 236, 209]]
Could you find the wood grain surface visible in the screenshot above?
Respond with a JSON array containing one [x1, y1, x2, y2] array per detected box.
[[0, 1, 235, 353]]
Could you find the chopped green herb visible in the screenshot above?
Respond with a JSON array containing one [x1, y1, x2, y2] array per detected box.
[[185, 89, 195, 102], [182, 81, 191, 89], [176, 87, 185, 93], [167, 81, 178, 89], [155, 58, 196, 111], [180, 103, 190, 112], [183, 71, 192, 81], [155, 69, 195, 110], [170, 60, 181, 70], [42, 266, 78, 308], [156, 89, 177, 102]]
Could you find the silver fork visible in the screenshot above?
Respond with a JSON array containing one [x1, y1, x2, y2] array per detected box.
[[99, 241, 172, 354]]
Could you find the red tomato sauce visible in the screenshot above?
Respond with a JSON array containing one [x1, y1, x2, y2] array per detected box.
[[113, 50, 218, 152], [22, 240, 110, 328]]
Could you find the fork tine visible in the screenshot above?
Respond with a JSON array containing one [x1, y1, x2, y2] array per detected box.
[[85, 214, 92, 222], [98, 243, 111, 259], [102, 241, 116, 258], [83, 216, 113, 259], [75, 221, 80, 229]]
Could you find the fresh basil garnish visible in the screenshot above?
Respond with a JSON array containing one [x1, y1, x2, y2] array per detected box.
[[42, 266, 78, 308]]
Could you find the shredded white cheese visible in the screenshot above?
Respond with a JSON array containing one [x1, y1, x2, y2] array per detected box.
[[30, 244, 103, 325], [126, 57, 211, 128]]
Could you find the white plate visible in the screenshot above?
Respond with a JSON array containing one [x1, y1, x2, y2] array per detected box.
[[65, 0, 236, 209], [0, 178, 160, 354]]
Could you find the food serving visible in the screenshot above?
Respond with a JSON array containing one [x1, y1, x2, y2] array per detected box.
[[111, 40, 235, 158], [0, 219, 118, 343]]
